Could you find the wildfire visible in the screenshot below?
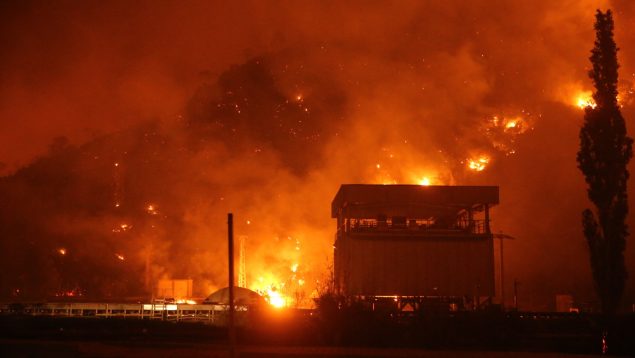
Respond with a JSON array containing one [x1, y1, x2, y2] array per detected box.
[[115, 253, 125, 261], [504, 117, 524, 130], [247, 234, 309, 308], [480, 114, 531, 158], [467, 155, 490, 172], [266, 288, 286, 308], [490, 115, 526, 132], [576, 91, 597, 109], [253, 277, 291, 308], [146, 204, 158, 215], [112, 223, 132, 233], [407, 168, 442, 186], [58, 248, 67, 255], [252, 266, 304, 308]]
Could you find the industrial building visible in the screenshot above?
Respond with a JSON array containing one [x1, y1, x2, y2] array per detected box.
[[332, 184, 499, 308]]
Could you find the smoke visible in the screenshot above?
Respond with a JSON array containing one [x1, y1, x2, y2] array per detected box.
[[2, 0, 635, 309]]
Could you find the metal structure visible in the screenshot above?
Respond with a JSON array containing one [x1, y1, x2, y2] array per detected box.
[[0, 302, 241, 324], [227, 213, 236, 358], [332, 184, 499, 303], [238, 236, 247, 288]]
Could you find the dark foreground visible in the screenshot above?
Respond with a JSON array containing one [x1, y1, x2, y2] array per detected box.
[[0, 340, 614, 358], [1, 311, 634, 357]]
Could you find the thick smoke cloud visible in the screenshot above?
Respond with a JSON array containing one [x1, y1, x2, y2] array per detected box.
[[1, 0, 635, 310]]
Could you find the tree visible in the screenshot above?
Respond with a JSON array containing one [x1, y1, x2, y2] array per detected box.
[[577, 9, 633, 316]]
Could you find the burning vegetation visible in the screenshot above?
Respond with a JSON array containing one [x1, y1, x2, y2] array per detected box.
[[0, 1, 635, 310], [0, 54, 535, 306]]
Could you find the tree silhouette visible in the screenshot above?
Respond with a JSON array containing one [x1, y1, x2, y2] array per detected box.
[[577, 10, 632, 316]]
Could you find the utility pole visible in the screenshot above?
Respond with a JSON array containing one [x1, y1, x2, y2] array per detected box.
[[493, 233, 515, 311], [499, 237, 504, 309], [228, 213, 236, 358], [513, 279, 519, 311]]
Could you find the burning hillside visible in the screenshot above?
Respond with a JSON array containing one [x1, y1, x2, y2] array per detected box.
[[1, 1, 635, 310], [0, 55, 535, 306]]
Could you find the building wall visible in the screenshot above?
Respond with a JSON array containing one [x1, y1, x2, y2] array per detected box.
[[156, 279, 193, 300], [335, 234, 495, 297]]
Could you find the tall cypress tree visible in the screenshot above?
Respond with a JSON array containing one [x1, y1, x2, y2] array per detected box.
[[577, 9, 632, 316]]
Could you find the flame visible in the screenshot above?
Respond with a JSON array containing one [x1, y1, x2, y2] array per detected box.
[[115, 253, 125, 261], [246, 233, 314, 308], [418, 177, 431, 186], [481, 114, 531, 158], [576, 91, 597, 109], [467, 155, 490, 172], [504, 117, 524, 131], [146, 204, 158, 215], [266, 289, 286, 308], [58, 248, 67, 255], [175, 299, 197, 304], [112, 223, 132, 233], [252, 276, 291, 308], [490, 115, 526, 133], [251, 252, 304, 308], [572, 89, 630, 109]]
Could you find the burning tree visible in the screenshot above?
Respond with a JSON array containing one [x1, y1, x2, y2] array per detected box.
[[577, 10, 632, 316]]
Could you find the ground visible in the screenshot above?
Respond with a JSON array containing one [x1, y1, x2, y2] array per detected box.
[[0, 340, 611, 358]]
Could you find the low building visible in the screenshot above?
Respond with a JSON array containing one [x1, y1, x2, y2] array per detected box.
[[156, 279, 193, 301], [332, 184, 499, 303]]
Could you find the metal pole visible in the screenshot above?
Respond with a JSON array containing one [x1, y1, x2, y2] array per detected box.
[[499, 237, 505, 310], [513, 279, 519, 311], [228, 213, 236, 358]]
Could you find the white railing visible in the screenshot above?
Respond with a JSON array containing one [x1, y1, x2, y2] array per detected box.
[[0, 302, 238, 325]]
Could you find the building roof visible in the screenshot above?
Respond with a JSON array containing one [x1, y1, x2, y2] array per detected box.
[[331, 184, 499, 218], [203, 286, 265, 306]]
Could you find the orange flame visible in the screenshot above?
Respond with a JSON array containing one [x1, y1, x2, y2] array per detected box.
[[266, 288, 286, 308], [146, 204, 158, 215], [575, 91, 597, 109], [467, 155, 490, 172]]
